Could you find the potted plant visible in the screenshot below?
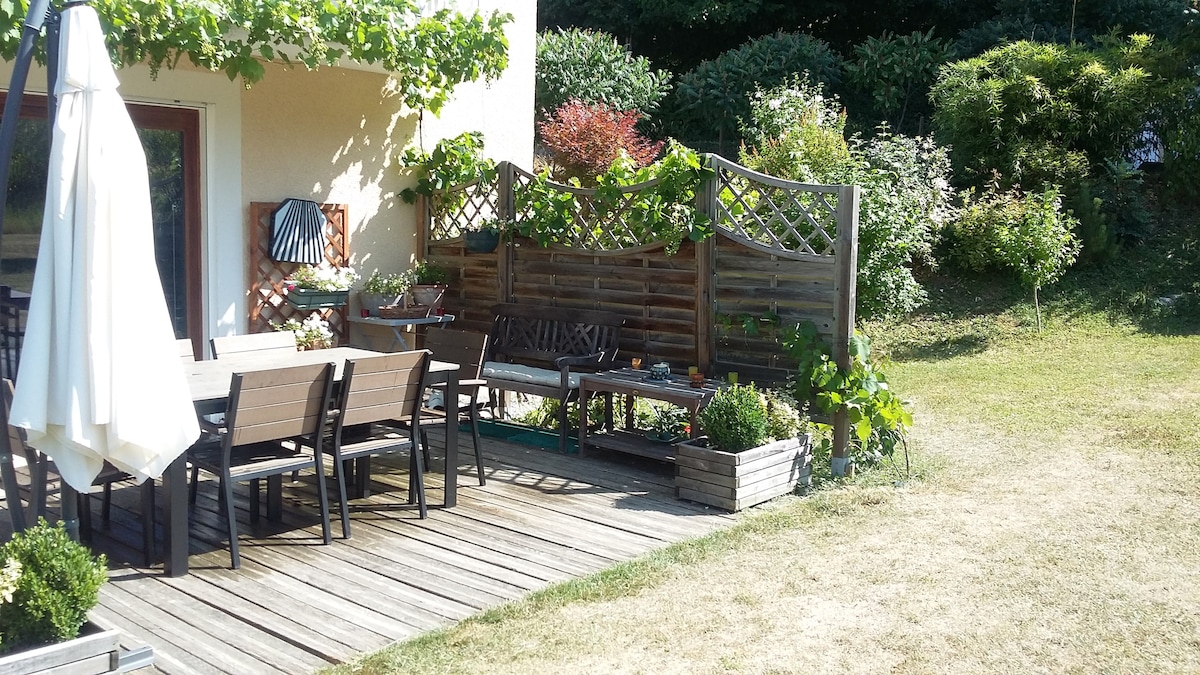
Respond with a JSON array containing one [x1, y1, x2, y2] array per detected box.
[[358, 270, 413, 317], [283, 264, 358, 310], [675, 385, 812, 511], [462, 217, 511, 253], [0, 519, 126, 673], [273, 313, 335, 350], [646, 403, 690, 443], [409, 260, 448, 311]]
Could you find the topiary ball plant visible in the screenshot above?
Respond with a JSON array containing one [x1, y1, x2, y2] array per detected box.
[[699, 384, 769, 453], [0, 519, 107, 653]]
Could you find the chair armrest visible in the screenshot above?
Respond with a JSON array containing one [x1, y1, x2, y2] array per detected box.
[[555, 353, 605, 369]]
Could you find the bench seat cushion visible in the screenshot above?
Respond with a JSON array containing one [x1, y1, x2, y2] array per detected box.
[[483, 361, 581, 390]]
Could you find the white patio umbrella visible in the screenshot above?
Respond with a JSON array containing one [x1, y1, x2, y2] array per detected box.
[[8, 4, 199, 493]]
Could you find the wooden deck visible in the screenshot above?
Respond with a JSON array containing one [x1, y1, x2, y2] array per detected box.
[[1, 429, 738, 674]]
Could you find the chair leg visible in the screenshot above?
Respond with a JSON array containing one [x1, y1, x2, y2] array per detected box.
[[469, 405, 485, 486], [78, 493, 93, 541], [140, 480, 155, 568], [333, 453, 352, 539], [313, 455, 332, 546], [558, 399, 570, 453], [249, 478, 260, 523], [28, 456, 48, 525], [411, 437, 428, 519], [222, 473, 240, 569], [101, 482, 113, 524], [418, 428, 430, 469], [188, 465, 199, 506]]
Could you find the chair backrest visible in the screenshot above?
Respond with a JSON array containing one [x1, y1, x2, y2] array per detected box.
[[423, 330, 488, 380], [177, 338, 197, 362], [336, 350, 431, 430], [1, 379, 36, 468], [210, 331, 297, 359], [225, 362, 335, 447]]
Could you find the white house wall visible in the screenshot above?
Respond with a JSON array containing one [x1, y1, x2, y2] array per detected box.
[[2, 0, 534, 345]]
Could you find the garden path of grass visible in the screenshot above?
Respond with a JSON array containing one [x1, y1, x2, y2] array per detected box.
[[330, 319, 1200, 674]]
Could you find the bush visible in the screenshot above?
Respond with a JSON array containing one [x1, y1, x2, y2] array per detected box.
[[844, 29, 951, 133], [932, 39, 1155, 190], [535, 28, 672, 120], [699, 384, 769, 453], [667, 31, 843, 155], [538, 100, 664, 184], [945, 185, 1081, 329], [739, 79, 956, 319], [739, 75, 850, 184], [0, 520, 107, 652], [763, 390, 807, 442]]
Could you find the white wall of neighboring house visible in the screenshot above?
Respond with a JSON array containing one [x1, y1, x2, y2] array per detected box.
[[1, 0, 534, 346]]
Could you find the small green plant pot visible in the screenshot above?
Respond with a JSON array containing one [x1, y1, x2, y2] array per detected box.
[[463, 229, 500, 253]]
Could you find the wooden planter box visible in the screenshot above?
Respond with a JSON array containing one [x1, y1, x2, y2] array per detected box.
[[675, 434, 812, 512], [0, 623, 122, 675]]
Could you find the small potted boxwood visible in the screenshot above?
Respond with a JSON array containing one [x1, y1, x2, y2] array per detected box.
[[0, 519, 124, 673], [675, 385, 812, 511], [359, 270, 413, 317], [409, 260, 448, 311]]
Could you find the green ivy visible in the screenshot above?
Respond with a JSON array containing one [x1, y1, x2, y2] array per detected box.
[[783, 322, 912, 471], [399, 131, 498, 204], [0, 0, 511, 114], [514, 140, 714, 253]]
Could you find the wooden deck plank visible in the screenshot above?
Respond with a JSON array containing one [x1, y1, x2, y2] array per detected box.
[[104, 569, 329, 674]]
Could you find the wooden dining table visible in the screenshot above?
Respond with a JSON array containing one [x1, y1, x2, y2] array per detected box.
[[159, 346, 460, 576]]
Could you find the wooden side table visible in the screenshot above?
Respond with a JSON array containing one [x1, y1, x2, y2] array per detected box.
[[579, 368, 720, 462]]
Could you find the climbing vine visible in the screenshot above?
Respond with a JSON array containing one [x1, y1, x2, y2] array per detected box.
[[0, 0, 512, 114]]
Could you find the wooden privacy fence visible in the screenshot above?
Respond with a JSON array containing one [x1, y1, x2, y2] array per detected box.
[[422, 155, 860, 471]]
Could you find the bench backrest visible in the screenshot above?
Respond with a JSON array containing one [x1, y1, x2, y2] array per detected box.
[[487, 303, 624, 368]]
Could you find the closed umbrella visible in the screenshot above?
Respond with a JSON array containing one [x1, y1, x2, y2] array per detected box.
[[9, 4, 199, 493]]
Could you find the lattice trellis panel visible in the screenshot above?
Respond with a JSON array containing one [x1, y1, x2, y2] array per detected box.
[[710, 155, 840, 257], [510, 166, 669, 251], [247, 202, 350, 342], [429, 177, 502, 241]]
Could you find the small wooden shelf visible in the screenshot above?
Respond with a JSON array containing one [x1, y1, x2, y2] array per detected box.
[[583, 429, 677, 463]]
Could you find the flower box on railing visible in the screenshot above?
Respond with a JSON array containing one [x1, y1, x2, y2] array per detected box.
[[285, 288, 349, 310]]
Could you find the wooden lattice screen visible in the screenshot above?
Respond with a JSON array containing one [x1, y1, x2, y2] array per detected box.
[[247, 201, 350, 341], [423, 156, 860, 470]]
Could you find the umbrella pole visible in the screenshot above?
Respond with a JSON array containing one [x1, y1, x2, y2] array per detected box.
[[41, 7, 78, 543], [0, 0, 53, 243]]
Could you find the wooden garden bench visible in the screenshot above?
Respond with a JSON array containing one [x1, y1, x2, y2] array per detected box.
[[482, 303, 625, 452]]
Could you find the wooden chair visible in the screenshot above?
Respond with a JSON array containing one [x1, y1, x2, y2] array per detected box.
[[330, 350, 431, 538], [209, 331, 297, 359], [186, 362, 335, 569], [0, 380, 157, 565], [422, 329, 489, 486], [177, 338, 197, 362]]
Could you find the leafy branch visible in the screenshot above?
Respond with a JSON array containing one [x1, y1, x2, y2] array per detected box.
[[0, 0, 511, 114]]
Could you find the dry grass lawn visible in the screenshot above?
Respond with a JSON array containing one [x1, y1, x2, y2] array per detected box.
[[331, 323, 1200, 674]]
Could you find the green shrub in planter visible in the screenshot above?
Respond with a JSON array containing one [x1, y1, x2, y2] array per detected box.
[[699, 384, 769, 453], [0, 520, 107, 653], [763, 390, 807, 441]]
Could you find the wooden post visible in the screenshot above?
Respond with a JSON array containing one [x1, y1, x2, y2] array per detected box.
[[695, 156, 717, 373], [498, 161, 515, 303], [831, 184, 860, 477]]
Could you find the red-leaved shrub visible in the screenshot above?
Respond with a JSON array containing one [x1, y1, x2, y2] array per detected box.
[[538, 100, 663, 183]]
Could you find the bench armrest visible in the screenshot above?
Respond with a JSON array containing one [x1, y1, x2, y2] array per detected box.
[[555, 353, 606, 369]]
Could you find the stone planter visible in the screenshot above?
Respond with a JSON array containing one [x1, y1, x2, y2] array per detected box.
[[0, 622, 128, 674], [285, 287, 349, 310], [358, 291, 405, 317], [410, 284, 446, 311], [675, 434, 812, 512]]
